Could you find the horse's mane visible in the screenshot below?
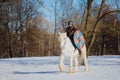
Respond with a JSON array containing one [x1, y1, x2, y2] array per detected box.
[[59, 32, 75, 50]]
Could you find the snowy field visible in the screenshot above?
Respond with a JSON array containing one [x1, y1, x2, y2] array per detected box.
[[0, 55, 120, 80]]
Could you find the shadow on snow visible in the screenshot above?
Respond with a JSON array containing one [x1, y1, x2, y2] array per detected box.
[[12, 71, 59, 74]]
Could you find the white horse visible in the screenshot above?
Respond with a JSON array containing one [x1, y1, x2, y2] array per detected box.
[[58, 32, 89, 73]]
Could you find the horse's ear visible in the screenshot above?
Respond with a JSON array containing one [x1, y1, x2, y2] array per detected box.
[[65, 32, 67, 36], [58, 32, 61, 35]]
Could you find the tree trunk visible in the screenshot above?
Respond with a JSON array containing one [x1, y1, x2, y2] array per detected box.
[[85, 0, 93, 30], [8, 47, 13, 58], [87, 0, 105, 55], [100, 32, 105, 56], [53, 0, 57, 56]]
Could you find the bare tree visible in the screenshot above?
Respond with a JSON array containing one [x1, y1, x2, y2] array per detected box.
[[40, 0, 61, 55], [86, 0, 120, 55], [60, 0, 74, 30], [0, 0, 41, 58], [85, 0, 93, 30]]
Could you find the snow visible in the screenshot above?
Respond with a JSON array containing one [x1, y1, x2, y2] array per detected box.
[[0, 56, 120, 80]]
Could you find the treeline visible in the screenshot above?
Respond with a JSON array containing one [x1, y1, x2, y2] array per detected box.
[[0, 0, 120, 58], [0, 0, 60, 58]]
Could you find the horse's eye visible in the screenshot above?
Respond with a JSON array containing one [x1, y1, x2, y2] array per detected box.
[[64, 38, 66, 40]]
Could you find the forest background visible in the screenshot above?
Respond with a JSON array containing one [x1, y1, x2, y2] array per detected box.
[[0, 0, 120, 58]]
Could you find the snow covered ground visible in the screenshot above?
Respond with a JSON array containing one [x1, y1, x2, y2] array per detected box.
[[0, 55, 120, 80]]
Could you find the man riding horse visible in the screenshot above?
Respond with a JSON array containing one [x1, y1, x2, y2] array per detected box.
[[65, 21, 77, 49], [65, 21, 79, 52]]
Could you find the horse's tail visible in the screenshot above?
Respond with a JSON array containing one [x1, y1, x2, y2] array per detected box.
[[78, 53, 84, 66], [78, 45, 87, 66]]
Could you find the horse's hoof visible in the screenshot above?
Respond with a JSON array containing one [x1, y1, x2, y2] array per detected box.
[[68, 70, 75, 73], [84, 69, 90, 72], [60, 69, 65, 72], [73, 70, 78, 73], [59, 66, 65, 72]]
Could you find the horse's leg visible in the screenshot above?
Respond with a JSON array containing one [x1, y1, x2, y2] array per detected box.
[[74, 57, 78, 72], [59, 55, 65, 72], [69, 56, 74, 73], [82, 46, 89, 72], [83, 54, 89, 72]]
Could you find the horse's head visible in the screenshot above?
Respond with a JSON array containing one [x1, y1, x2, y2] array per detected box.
[[58, 32, 68, 49]]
